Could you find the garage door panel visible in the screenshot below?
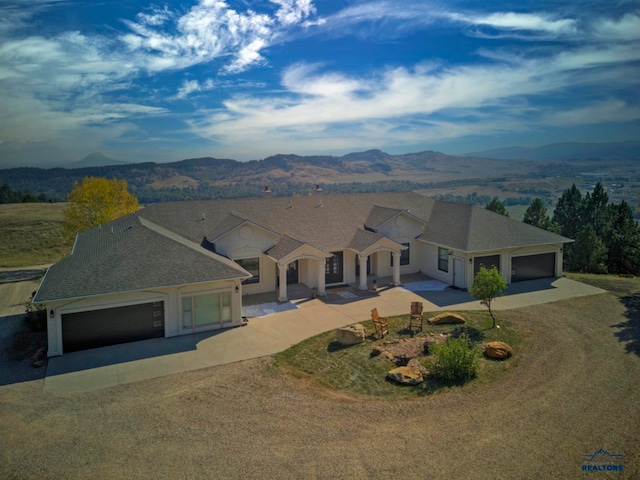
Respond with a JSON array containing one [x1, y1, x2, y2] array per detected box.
[[62, 302, 164, 353], [474, 255, 501, 276], [511, 253, 555, 282]]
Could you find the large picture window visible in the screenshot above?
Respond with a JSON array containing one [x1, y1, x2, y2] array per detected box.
[[438, 247, 449, 272], [182, 292, 231, 329], [236, 257, 260, 284], [390, 243, 410, 267]]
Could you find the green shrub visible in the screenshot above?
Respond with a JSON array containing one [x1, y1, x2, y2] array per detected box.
[[428, 336, 480, 381], [24, 291, 46, 332]]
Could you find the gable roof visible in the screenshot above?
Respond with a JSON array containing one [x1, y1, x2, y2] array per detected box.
[[34, 214, 250, 303], [36, 191, 571, 302]]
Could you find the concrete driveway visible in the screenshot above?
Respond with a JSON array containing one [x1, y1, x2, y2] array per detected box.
[[39, 276, 604, 394]]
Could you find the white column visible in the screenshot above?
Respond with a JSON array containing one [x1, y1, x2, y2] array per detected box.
[[278, 263, 288, 302], [358, 254, 368, 290], [392, 251, 401, 286], [316, 259, 327, 296]]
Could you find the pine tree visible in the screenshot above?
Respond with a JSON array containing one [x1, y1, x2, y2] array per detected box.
[[523, 198, 555, 231], [485, 198, 508, 216], [571, 224, 608, 273], [553, 184, 583, 239], [607, 201, 640, 275]]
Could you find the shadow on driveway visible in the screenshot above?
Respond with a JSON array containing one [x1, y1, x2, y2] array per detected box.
[[0, 314, 47, 387], [409, 277, 558, 308], [46, 327, 238, 377]]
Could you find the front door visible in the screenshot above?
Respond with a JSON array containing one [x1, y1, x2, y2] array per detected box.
[[453, 257, 465, 289], [287, 260, 299, 284], [325, 251, 344, 284]]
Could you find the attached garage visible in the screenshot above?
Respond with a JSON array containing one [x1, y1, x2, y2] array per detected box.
[[511, 253, 556, 282], [474, 255, 501, 276], [62, 301, 165, 353]]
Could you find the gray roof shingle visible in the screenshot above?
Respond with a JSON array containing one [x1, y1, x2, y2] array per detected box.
[[37, 191, 571, 302], [34, 215, 249, 302]]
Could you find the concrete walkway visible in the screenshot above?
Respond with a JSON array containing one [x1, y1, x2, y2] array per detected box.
[[43, 277, 604, 393]]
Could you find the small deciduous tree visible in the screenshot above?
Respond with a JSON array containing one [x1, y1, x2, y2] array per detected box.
[[469, 265, 507, 329], [485, 198, 509, 216], [63, 177, 139, 241]]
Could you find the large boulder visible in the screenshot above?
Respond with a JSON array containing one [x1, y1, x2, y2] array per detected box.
[[485, 341, 513, 359], [387, 366, 424, 385], [427, 312, 466, 325], [336, 324, 366, 346]]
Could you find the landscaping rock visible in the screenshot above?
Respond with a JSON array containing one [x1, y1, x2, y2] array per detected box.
[[485, 341, 513, 359], [387, 366, 424, 385], [427, 312, 466, 325], [336, 324, 366, 346]]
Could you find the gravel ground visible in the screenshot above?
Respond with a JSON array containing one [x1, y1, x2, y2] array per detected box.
[[0, 288, 638, 479]]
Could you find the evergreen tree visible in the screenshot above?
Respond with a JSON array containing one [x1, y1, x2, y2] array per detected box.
[[607, 201, 640, 275], [485, 198, 508, 216], [553, 184, 583, 239], [523, 198, 555, 231], [583, 183, 610, 238], [570, 224, 608, 273]]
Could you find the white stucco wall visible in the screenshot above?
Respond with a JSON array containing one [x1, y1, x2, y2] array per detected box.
[[46, 279, 243, 357]]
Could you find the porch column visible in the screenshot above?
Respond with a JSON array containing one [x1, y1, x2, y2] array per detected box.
[[278, 263, 288, 302], [358, 254, 368, 290], [316, 259, 327, 296], [392, 251, 401, 286]]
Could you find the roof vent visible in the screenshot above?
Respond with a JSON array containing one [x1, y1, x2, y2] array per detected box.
[[314, 184, 323, 195], [262, 186, 273, 198], [316, 199, 323, 208], [110, 226, 114, 234]]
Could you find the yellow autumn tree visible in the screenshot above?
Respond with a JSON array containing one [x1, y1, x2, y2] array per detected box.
[[63, 177, 139, 241]]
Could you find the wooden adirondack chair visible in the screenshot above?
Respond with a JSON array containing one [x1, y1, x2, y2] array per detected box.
[[371, 308, 388, 338], [408, 301, 424, 332]]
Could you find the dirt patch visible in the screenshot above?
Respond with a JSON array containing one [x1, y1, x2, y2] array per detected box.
[[0, 292, 638, 479]]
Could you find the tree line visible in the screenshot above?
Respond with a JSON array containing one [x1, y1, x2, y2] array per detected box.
[[486, 183, 640, 275]]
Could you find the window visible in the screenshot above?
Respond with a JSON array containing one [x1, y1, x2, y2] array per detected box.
[[182, 292, 231, 329], [438, 247, 449, 272], [390, 243, 410, 267], [236, 257, 260, 284]]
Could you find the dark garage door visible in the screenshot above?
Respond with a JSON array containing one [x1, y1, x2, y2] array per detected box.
[[474, 255, 501, 276], [511, 253, 556, 282], [62, 301, 165, 353]]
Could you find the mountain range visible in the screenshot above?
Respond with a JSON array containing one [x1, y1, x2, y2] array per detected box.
[[465, 141, 640, 161]]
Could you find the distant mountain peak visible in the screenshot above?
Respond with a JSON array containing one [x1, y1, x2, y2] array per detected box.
[[63, 152, 125, 168]]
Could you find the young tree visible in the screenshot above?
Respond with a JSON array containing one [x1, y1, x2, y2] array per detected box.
[[485, 198, 509, 216], [63, 177, 139, 241], [469, 265, 507, 329], [523, 198, 555, 231]]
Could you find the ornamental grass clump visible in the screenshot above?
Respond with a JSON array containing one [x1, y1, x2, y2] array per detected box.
[[427, 336, 480, 382]]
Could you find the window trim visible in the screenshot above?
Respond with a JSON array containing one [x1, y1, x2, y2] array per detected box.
[[438, 247, 449, 273], [390, 243, 410, 267], [236, 256, 260, 285], [181, 291, 232, 330]]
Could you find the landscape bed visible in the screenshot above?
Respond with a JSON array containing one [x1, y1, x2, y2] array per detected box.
[[274, 310, 522, 399]]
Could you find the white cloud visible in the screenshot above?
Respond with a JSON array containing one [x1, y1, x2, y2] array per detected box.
[[177, 78, 216, 98], [452, 12, 577, 35], [592, 13, 640, 40]]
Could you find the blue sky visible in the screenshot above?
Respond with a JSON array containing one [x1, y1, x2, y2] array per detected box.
[[0, 0, 639, 167]]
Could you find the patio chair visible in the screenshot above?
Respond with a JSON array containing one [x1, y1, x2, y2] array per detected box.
[[370, 308, 389, 338], [408, 301, 424, 332]]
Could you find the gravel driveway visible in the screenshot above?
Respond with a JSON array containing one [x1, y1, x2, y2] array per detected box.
[[0, 284, 638, 479]]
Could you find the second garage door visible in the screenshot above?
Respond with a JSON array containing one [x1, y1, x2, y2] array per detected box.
[[62, 301, 165, 353], [511, 253, 556, 282]]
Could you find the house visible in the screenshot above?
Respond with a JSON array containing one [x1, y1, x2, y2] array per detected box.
[[34, 191, 571, 356]]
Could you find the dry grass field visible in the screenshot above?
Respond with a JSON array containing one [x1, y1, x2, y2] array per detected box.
[[0, 276, 638, 479], [0, 203, 73, 268]]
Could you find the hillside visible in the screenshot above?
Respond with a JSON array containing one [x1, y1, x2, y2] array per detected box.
[[1, 147, 639, 208]]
